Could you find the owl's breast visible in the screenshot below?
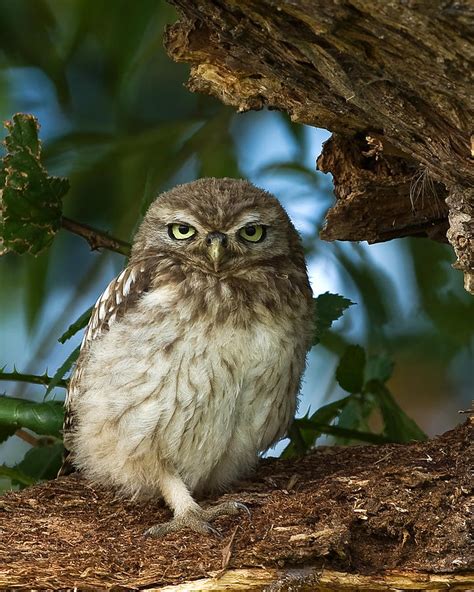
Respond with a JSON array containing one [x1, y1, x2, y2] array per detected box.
[[72, 281, 309, 495]]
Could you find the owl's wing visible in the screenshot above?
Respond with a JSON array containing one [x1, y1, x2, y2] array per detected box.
[[59, 259, 153, 474]]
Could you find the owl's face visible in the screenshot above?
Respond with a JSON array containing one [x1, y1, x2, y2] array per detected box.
[[131, 178, 304, 274]]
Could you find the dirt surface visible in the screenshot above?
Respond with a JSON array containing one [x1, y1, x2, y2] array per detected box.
[[1, 421, 472, 590]]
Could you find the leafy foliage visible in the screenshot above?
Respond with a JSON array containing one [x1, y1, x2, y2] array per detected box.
[[284, 343, 427, 457], [0, 114, 69, 256]]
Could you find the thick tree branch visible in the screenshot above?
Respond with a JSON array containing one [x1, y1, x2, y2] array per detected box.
[[61, 217, 131, 256]]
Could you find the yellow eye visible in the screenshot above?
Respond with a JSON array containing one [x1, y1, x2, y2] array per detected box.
[[239, 224, 265, 243], [168, 223, 196, 240]]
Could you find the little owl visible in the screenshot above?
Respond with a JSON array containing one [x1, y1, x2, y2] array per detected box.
[[62, 178, 313, 536]]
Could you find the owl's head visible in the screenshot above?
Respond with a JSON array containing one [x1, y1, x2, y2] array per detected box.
[[131, 178, 305, 273]]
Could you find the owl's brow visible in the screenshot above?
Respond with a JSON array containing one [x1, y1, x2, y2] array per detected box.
[[230, 213, 264, 229], [164, 212, 201, 228]]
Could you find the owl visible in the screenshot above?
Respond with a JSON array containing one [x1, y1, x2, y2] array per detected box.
[[62, 178, 313, 536]]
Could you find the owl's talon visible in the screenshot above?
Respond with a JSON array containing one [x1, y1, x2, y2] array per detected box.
[[144, 501, 249, 538], [145, 511, 222, 538], [235, 502, 251, 517], [202, 500, 250, 521]]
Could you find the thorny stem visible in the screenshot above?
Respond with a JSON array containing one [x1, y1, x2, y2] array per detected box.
[[0, 372, 68, 389], [61, 217, 131, 256]]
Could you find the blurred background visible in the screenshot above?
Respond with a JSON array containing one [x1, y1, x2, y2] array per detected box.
[[1, 1, 472, 488]]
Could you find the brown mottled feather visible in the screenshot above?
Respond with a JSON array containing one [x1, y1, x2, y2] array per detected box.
[[59, 260, 154, 474]]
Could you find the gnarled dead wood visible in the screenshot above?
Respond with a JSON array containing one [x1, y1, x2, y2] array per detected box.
[[165, 0, 474, 292]]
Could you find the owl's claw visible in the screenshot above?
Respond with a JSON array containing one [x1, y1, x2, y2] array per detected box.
[[144, 501, 249, 538]]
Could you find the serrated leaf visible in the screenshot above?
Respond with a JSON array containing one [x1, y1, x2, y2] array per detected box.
[[16, 442, 64, 482], [336, 345, 366, 394], [364, 354, 394, 384], [367, 380, 427, 442], [313, 292, 354, 345], [0, 396, 64, 436], [0, 113, 69, 256], [58, 306, 93, 344], [45, 346, 79, 396]]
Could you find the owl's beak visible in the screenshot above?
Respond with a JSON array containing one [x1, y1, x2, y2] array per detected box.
[[206, 232, 227, 271]]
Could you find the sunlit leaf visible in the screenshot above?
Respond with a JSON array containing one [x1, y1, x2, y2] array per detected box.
[[0, 114, 69, 256]]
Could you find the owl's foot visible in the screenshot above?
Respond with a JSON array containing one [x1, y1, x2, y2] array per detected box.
[[144, 501, 249, 538]]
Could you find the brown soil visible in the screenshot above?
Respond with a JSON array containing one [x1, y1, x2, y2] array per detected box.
[[0, 421, 472, 591]]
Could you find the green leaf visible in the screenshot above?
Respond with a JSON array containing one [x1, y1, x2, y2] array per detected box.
[[0, 424, 16, 444], [313, 292, 354, 345], [367, 380, 427, 442], [336, 395, 376, 442], [309, 396, 352, 425], [16, 442, 64, 482], [0, 464, 36, 487], [58, 306, 93, 344], [0, 396, 64, 437], [282, 396, 351, 457], [336, 345, 366, 394], [364, 354, 394, 384], [0, 113, 69, 256], [45, 346, 79, 396]]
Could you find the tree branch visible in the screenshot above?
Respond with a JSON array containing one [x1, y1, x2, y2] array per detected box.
[[61, 217, 131, 256]]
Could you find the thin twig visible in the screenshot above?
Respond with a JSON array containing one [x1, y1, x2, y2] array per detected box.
[[0, 371, 67, 389], [61, 216, 131, 256], [15, 429, 39, 447]]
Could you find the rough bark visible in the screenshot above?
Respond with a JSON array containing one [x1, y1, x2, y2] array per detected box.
[[164, 0, 474, 292], [1, 421, 472, 590]]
